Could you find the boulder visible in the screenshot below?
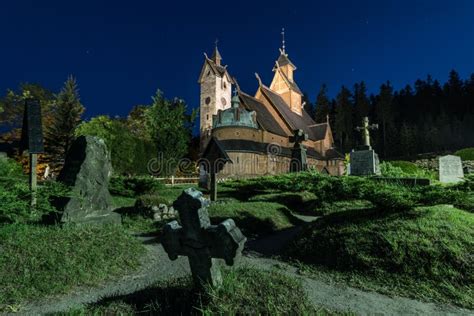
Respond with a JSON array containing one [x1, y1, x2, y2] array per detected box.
[[57, 136, 120, 225]]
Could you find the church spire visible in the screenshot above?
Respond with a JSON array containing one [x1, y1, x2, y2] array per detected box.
[[211, 39, 222, 66], [280, 28, 286, 55]]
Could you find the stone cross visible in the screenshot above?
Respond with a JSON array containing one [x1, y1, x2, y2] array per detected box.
[[289, 129, 308, 172], [162, 188, 246, 288], [355, 117, 378, 149]]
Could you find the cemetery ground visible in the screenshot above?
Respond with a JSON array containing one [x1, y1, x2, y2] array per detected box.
[[0, 158, 473, 315]]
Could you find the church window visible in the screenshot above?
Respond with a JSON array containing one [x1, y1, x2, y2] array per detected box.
[[207, 114, 209, 120], [237, 157, 239, 163], [205, 97, 211, 105], [224, 81, 227, 89], [207, 70, 211, 76], [235, 131, 240, 136], [221, 97, 227, 106]]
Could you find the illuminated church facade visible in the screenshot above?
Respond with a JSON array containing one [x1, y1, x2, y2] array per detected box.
[[198, 38, 344, 177]]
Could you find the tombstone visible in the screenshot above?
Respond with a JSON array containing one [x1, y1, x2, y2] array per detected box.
[[162, 188, 246, 288], [56, 136, 121, 225], [350, 117, 381, 176], [20, 99, 45, 206], [201, 137, 232, 201], [439, 155, 464, 184], [289, 129, 308, 172]]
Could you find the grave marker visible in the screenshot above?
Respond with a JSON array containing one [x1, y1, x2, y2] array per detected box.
[[289, 129, 308, 172], [350, 117, 381, 176], [201, 137, 232, 201], [439, 155, 464, 183], [20, 99, 44, 206], [162, 188, 246, 288]]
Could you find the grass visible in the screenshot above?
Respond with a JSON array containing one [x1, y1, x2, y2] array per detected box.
[[0, 224, 145, 312], [454, 147, 474, 161], [208, 201, 297, 237], [286, 205, 474, 308], [57, 267, 335, 315]]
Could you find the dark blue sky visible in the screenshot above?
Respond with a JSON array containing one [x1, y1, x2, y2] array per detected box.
[[1, 0, 474, 120]]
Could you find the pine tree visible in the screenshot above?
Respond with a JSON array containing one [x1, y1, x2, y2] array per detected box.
[[353, 81, 370, 124], [375, 82, 394, 157], [46, 76, 85, 163], [314, 84, 330, 123], [334, 86, 353, 152], [302, 93, 314, 117]]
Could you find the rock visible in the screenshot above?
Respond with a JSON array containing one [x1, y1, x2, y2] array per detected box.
[[57, 136, 121, 225], [158, 203, 168, 214]]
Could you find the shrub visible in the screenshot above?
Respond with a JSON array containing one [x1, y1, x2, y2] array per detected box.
[[381, 161, 435, 179], [454, 147, 474, 161], [0, 157, 25, 180], [109, 176, 164, 197], [0, 180, 68, 224]]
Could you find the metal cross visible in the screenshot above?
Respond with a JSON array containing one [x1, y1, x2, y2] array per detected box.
[[355, 116, 378, 148]]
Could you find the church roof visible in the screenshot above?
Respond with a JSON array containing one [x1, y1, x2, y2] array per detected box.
[[211, 46, 222, 63], [276, 53, 296, 69], [259, 86, 328, 141], [197, 55, 233, 83], [238, 92, 287, 137], [279, 70, 303, 95]]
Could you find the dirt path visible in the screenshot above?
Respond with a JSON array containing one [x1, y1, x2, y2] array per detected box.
[[11, 235, 473, 316]]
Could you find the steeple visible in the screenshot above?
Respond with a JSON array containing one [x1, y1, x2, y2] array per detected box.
[[211, 39, 222, 66], [269, 28, 303, 115]]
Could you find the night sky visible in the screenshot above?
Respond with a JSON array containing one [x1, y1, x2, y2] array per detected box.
[[1, 0, 474, 123]]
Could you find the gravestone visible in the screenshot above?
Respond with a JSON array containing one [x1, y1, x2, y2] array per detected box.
[[20, 99, 45, 206], [439, 155, 464, 183], [201, 137, 232, 201], [289, 129, 308, 172], [162, 188, 246, 288], [350, 117, 381, 176], [57, 136, 120, 225]]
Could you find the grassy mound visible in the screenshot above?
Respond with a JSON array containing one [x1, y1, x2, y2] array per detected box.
[[454, 147, 474, 161], [287, 205, 474, 307], [0, 224, 145, 310], [208, 201, 295, 237], [61, 267, 323, 315]]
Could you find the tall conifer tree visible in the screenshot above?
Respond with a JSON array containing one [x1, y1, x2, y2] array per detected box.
[[46, 76, 85, 162]]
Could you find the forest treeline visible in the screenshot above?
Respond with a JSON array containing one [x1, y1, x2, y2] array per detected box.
[[304, 70, 474, 158]]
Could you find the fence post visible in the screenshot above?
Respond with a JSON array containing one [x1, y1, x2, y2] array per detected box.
[[171, 175, 175, 186]]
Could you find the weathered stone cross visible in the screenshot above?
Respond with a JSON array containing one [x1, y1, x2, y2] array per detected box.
[[162, 188, 246, 288], [355, 116, 378, 149]]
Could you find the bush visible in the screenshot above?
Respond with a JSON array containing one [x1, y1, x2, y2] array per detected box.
[[109, 176, 164, 197], [0, 180, 69, 224], [381, 161, 435, 179], [454, 147, 474, 161], [0, 157, 25, 180]]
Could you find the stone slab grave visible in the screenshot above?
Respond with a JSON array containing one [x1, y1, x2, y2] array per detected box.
[[350, 150, 381, 176], [439, 155, 464, 183], [56, 135, 121, 225], [162, 188, 246, 288]]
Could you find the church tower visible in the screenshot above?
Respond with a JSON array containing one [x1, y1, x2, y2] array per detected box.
[[269, 29, 303, 115], [198, 44, 233, 150]]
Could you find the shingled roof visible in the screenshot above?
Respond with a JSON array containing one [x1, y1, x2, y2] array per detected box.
[[238, 91, 287, 137], [259, 86, 329, 141], [276, 53, 296, 69]]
